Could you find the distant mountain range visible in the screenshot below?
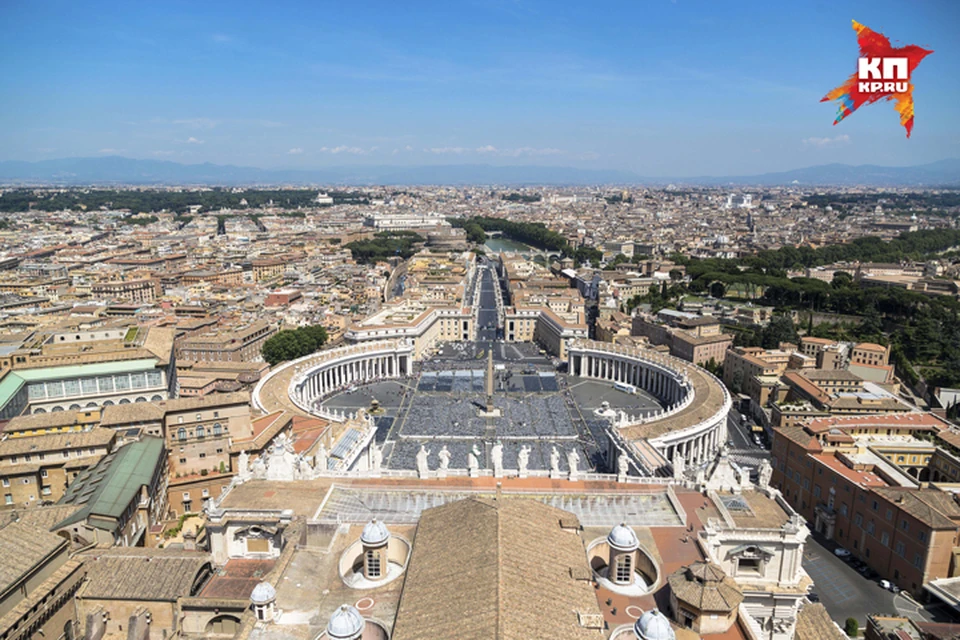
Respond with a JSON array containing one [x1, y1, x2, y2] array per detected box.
[[0, 156, 958, 187]]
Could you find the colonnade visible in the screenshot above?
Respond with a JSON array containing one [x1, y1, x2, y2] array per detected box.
[[577, 351, 686, 405], [568, 341, 730, 471], [299, 352, 409, 399]]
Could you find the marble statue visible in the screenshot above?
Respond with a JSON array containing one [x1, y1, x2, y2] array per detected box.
[[549, 446, 561, 474], [672, 450, 686, 480], [416, 445, 431, 478], [251, 455, 267, 480], [758, 459, 773, 489], [238, 450, 250, 478], [438, 445, 451, 471], [467, 451, 480, 472], [567, 449, 580, 477], [517, 445, 531, 475], [491, 441, 504, 477], [617, 453, 629, 477], [316, 443, 329, 473]]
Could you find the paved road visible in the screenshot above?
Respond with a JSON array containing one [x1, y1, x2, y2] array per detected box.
[[725, 410, 768, 473], [803, 534, 896, 626], [476, 266, 500, 341]]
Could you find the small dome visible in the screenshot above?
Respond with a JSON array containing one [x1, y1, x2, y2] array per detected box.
[[250, 581, 276, 605], [361, 518, 390, 547], [608, 522, 639, 552], [326, 604, 365, 640], [634, 609, 676, 640]]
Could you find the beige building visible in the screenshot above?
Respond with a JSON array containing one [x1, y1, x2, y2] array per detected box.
[[0, 521, 85, 640], [177, 320, 277, 363], [0, 427, 116, 509]]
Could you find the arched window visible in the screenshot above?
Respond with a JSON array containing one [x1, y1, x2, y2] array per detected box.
[[178, 428, 187, 441], [213, 423, 222, 436], [196, 425, 205, 438], [366, 549, 382, 579]]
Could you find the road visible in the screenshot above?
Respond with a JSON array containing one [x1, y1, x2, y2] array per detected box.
[[476, 262, 501, 342], [803, 534, 896, 626], [725, 409, 769, 473]]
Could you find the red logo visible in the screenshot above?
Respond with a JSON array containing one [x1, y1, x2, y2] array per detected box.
[[821, 20, 933, 138]]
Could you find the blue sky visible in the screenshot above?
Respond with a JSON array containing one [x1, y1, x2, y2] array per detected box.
[[1, 0, 957, 176]]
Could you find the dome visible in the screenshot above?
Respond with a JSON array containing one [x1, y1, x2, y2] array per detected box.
[[634, 609, 676, 640], [607, 522, 639, 552], [326, 604, 365, 640], [250, 581, 276, 605], [360, 518, 390, 547]]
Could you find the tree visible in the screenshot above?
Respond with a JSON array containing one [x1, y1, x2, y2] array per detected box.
[[761, 314, 799, 349], [844, 617, 858, 638], [262, 325, 329, 366]]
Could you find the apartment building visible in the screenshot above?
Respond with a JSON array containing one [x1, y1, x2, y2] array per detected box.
[[177, 320, 277, 363], [771, 413, 959, 595], [0, 427, 116, 509]]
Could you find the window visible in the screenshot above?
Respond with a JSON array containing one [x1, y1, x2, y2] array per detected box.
[[867, 521, 875, 534], [41, 469, 48, 478], [196, 426, 205, 438], [214, 411, 220, 418], [895, 541, 905, 556], [178, 428, 186, 441], [196, 413, 202, 421], [901, 520, 909, 532], [366, 549, 382, 579], [201, 489, 210, 497], [813, 486, 821, 498], [179, 458, 186, 464], [1, 479, 8, 487], [855, 514, 863, 526], [881, 532, 890, 546], [182, 492, 191, 500], [919, 531, 927, 543], [872, 500, 879, 511], [885, 508, 893, 521], [199, 453, 206, 459], [3, 494, 11, 505], [213, 423, 222, 436], [615, 554, 632, 583], [840, 504, 848, 516], [914, 553, 923, 568]]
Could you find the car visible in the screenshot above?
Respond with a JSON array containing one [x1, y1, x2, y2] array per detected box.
[[880, 580, 892, 590], [865, 569, 879, 580], [834, 547, 851, 558], [806, 592, 821, 603]]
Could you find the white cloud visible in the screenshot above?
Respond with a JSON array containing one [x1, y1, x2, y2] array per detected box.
[[802, 134, 850, 147], [287, 147, 304, 155], [98, 148, 123, 154], [319, 145, 367, 155], [185, 137, 205, 145], [476, 145, 498, 154], [426, 147, 467, 154]]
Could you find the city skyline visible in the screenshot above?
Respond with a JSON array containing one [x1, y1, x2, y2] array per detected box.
[[1, 0, 958, 177]]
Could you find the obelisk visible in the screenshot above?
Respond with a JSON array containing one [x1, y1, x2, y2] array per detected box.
[[486, 347, 494, 413]]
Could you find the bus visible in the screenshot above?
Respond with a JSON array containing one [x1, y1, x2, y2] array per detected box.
[[613, 382, 637, 395]]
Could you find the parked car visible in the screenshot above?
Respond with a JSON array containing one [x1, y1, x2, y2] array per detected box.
[[880, 580, 892, 590], [834, 548, 851, 558], [807, 592, 821, 603]]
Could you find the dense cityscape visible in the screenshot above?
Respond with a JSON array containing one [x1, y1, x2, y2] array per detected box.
[[0, 182, 959, 640], [4, 0, 960, 639]]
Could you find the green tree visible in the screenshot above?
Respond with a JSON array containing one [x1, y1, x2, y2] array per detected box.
[[761, 314, 799, 349], [844, 618, 859, 638], [261, 325, 329, 366]]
